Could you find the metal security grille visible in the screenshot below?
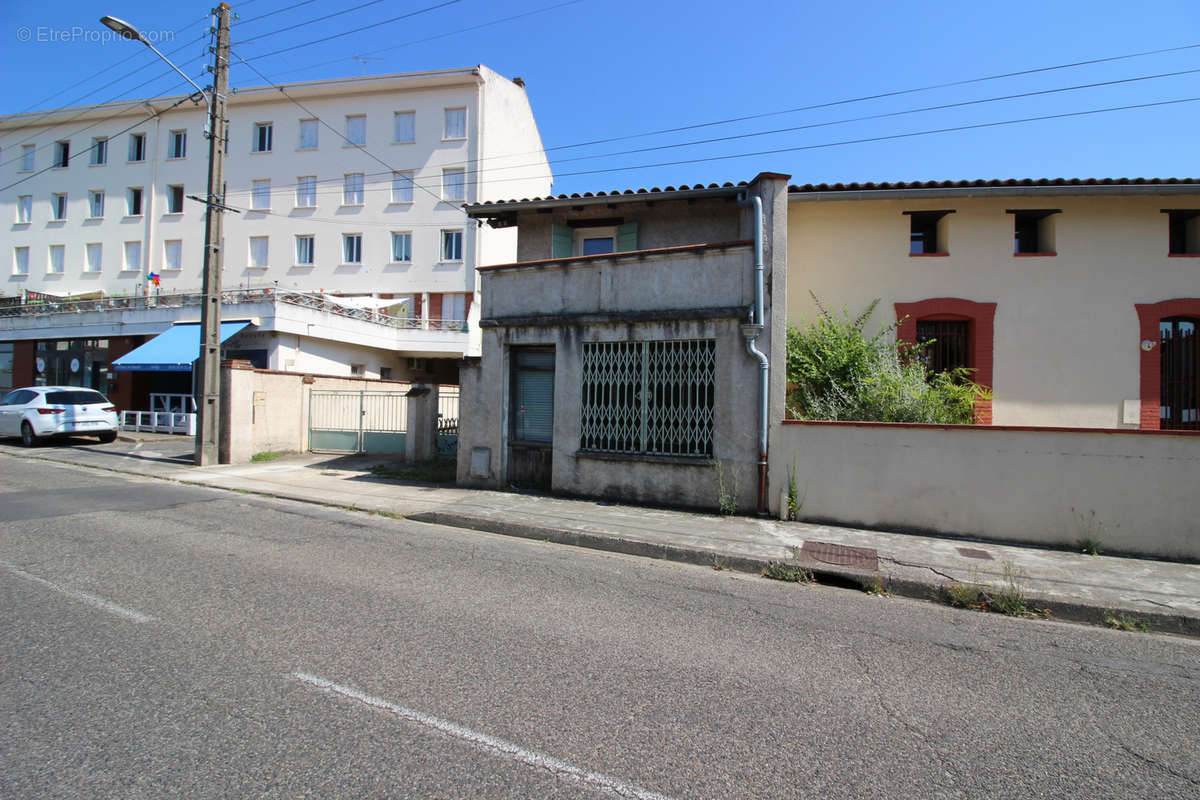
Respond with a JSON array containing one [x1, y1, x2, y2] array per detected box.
[[1161, 318, 1198, 430], [916, 320, 970, 375], [580, 339, 715, 457]]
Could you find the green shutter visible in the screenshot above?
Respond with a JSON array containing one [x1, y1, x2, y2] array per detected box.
[[616, 221, 639, 252], [552, 224, 572, 258]]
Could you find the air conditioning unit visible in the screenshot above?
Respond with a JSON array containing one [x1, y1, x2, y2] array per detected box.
[[407, 357, 428, 372]]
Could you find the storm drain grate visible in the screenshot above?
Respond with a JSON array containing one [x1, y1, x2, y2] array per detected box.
[[799, 541, 878, 571]]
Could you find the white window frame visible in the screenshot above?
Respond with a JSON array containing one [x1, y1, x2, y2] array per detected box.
[[168, 129, 187, 159], [252, 122, 273, 153], [128, 133, 146, 162], [251, 179, 271, 211], [166, 185, 185, 215], [47, 245, 65, 274], [127, 187, 144, 217], [88, 190, 105, 219], [295, 235, 315, 266], [345, 114, 366, 146], [51, 193, 67, 221], [90, 137, 108, 165], [20, 144, 35, 172], [86, 243, 103, 273], [248, 236, 269, 269], [390, 171, 414, 204], [343, 173, 364, 206], [296, 175, 317, 208], [298, 119, 319, 150], [443, 107, 466, 140], [17, 195, 32, 224], [574, 225, 617, 256], [441, 229, 464, 262], [442, 167, 465, 202], [390, 231, 412, 263], [163, 240, 182, 271], [14, 246, 30, 275], [342, 233, 363, 265], [393, 110, 415, 143], [123, 241, 142, 271]]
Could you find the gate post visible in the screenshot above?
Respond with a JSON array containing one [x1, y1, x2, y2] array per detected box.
[[405, 385, 435, 461]]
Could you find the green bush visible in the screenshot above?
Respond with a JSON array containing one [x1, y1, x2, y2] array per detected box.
[[786, 294, 989, 424]]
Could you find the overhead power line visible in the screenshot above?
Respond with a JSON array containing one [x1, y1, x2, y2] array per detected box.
[[237, 0, 390, 43]]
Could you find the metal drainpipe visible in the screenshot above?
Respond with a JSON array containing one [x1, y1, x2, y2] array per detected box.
[[738, 192, 769, 514]]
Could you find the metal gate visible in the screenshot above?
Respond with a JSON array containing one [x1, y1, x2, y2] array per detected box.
[[436, 386, 459, 457], [308, 390, 408, 454]]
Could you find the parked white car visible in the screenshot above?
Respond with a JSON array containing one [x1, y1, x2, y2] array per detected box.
[[0, 386, 119, 447]]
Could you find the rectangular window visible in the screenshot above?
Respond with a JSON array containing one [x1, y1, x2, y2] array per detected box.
[[127, 187, 143, 216], [89, 190, 105, 218], [167, 185, 185, 214], [249, 236, 269, 268], [443, 292, 465, 322], [299, 119, 318, 149], [442, 167, 465, 202], [163, 240, 182, 271], [14, 247, 30, 275], [579, 339, 716, 457], [252, 123, 273, 153], [54, 140, 70, 168], [906, 210, 953, 255], [1165, 210, 1200, 255], [393, 110, 415, 143], [444, 107, 466, 139], [168, 129, 187, 159], [916, 320, 971, 376], [123, 241, 142, 271], [86, 243, 103, 272], [91, 137, 108, 165], [343, 173, 364, 205], [295, 235, 314, 265], [390, 231, 412, 262], [441, 229, 463, 261], [21, 144, 35, 171], [128, 133, 146, 162], [1160, 318, 1199, 429], [17, 195, 32, 223], [51, 193, 67, 221], [391, 170, 414, 203], [345, 114, 366, 146], [1009, 209, 1059, 255], [342, 234, 362, 264], [47, 245, 65, 274], [296, 175, 317, 207], [252, 179, 271, 210]]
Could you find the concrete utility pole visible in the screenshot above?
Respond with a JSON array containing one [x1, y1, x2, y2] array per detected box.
[[195, 3, 231, 466]]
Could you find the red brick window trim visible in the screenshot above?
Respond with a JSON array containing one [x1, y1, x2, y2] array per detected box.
[[1135, 298, 1200, 430], [895, 298, 997, 424]]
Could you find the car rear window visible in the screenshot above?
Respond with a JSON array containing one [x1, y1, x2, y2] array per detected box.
[[46, 390, 109, 405]]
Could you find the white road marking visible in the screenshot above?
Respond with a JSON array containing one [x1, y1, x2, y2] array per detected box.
[[294, 672, 675, 800], [1, 559, 154, 623]]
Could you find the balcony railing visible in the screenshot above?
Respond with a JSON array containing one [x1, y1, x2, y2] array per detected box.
[[0, 289, 467, 332]]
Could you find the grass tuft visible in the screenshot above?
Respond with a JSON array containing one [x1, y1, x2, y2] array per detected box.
[[369, 460, 457, 484]]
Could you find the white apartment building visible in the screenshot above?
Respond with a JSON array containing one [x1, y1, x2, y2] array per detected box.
[[0, 65, 551, 402]]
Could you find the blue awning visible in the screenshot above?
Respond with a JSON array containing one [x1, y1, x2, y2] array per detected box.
[[112, 322, 250, 372]]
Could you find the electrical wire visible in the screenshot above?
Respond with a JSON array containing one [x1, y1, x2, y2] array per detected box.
[[237, 0, 390, 43]]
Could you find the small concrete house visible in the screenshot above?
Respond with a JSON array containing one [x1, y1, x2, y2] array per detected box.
[[458, 173, 790, 512]]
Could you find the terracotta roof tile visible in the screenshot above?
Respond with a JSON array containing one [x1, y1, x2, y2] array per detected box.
[[467, 181, 746, 208]]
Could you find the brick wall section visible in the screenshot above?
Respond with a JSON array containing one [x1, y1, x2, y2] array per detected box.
[[895, 298, 997, 424], [1135, 298, 1200, 430], [428, 293, 443, 321], [12, 342, 34, 388]]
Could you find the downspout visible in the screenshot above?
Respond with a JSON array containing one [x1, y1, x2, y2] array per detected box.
[[738, 192, 769, 514]]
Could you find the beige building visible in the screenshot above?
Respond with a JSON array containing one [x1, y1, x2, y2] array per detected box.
[[786, 178, 1200, 430]]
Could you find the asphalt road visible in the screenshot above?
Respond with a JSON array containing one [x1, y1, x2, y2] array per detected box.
[[2, 452, 1198, 799]]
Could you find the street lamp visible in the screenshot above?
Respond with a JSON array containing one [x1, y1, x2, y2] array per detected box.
[[103, 7, 232, 466]]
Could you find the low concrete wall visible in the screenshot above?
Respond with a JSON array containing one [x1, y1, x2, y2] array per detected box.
[[769, 421, 1200, 561]]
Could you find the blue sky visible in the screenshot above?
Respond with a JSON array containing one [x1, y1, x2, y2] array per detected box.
[[2, 0, 1197, 195]]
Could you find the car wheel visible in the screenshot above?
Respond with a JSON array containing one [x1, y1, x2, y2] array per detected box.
[[20, 421, 38, 448], [98, 431, 117, 444]]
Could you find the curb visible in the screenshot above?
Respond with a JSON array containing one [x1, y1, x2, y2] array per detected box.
[[407, 511, 1200, 639]]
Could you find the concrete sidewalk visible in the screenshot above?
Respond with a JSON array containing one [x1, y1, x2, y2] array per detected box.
[[14, 432, 1200, 637]]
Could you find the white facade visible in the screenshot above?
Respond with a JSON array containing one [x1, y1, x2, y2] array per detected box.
[[1, 65, 552, 360]]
